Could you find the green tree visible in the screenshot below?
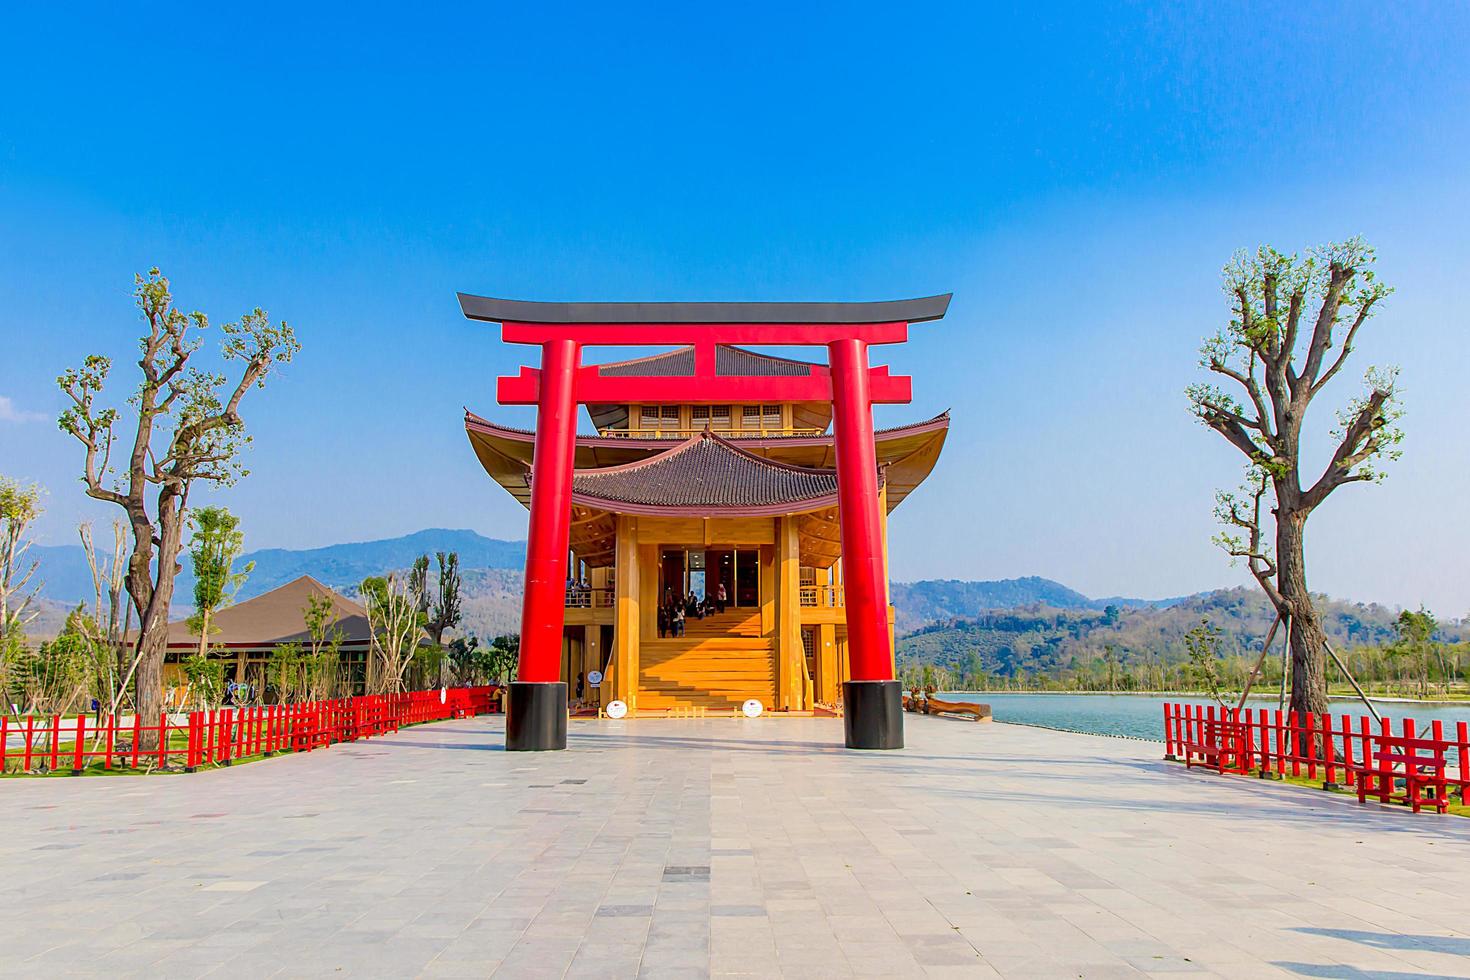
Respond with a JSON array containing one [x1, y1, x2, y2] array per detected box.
[[181, 650, 226, 709], [1390, 608, 1438, 698], [1183, 620, 1230, 708], [1102, 645, 1119, 691], [56, 270, 297, 744], [301, 594, 346, 700], [1189, 241, 1400, 720], [186, 506, 253, 664], [268, 641, 304, 703], [484, 634, 519, 686], [0, 478, 43, 709], [411, 552, 462, 647]]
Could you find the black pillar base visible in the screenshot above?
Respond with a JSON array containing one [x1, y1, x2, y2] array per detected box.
[[844, 680, 903, 750], [506, 681, 568, 751]]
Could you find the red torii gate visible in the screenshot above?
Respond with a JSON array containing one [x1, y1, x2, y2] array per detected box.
[[458, 294, 951, 751]]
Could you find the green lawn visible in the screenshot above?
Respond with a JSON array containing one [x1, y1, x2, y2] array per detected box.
[[1170, 757, 1469, 818]]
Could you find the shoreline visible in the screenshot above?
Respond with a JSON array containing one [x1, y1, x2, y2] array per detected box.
[[939, 690, 1470, 706]]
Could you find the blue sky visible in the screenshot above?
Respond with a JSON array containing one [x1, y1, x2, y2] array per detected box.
[[2, 3, 1468, 612]]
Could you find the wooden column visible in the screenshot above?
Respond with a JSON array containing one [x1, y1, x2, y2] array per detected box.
[[614, 515, 640, 711], [582, 624, 601, 706], [759, 543, 776, 638], [816, 623, 838, 704]]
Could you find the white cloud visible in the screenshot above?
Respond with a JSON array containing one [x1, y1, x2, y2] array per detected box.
[[0, 396, 47, 424]]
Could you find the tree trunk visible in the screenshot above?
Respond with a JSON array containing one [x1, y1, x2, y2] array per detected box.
[[1275, 512, 1329, 722], [126, 512, 184, 752]]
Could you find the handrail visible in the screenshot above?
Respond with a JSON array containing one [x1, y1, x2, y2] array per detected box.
[[566, 586, 616, 609], [799, 585, 845, 608]]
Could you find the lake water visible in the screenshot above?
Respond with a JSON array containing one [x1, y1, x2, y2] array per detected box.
[[939, 692, 1470, 742]]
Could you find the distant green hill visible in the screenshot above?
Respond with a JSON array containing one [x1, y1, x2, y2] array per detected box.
[[896, 586, 1467, 680], [889, 576, 1189, 633]]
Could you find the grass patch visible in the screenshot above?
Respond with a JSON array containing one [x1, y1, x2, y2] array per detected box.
[[1169, 757, 1470, 818]]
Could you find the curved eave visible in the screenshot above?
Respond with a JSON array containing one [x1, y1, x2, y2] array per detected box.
[[464, 410, 948, 513], [458, 293, 952, 325]]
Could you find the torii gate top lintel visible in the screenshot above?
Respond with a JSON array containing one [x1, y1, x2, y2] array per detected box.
[[458, 293, 951, 407]]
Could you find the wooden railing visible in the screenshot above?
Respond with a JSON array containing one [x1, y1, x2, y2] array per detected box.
[[799, 585, 845, 608], [566, 586, 616, 609], [1163, 702, 1470, 814], [0, 687, 499, 775]]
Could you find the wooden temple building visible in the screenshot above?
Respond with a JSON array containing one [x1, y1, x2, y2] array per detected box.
[[460, 295, 951, 751]]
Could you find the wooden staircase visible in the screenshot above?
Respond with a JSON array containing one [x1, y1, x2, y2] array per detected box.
[[638, 610, 776, 712]]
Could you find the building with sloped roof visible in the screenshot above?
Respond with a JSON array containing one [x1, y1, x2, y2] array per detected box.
[[162, 575, 372, 696]]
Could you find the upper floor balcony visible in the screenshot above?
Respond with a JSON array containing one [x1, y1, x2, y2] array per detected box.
[[799, 584, 845, 608], [566, 586, 616, 609]]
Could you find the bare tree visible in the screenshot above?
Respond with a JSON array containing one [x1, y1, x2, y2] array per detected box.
[[78, 519, 134, 716], [57, 270, 297, 742], [0, 477, 43, 634], [1188, 240, 1400, 718], [0, 478, 44, 713], [362, 573, 425, 694]]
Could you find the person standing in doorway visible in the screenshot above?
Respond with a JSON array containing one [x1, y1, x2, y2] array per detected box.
[[715, 582, 727, 615]]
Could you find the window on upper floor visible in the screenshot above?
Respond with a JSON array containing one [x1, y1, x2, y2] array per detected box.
[[741, 404, 782, 431], [639, 405, 681, 431], [692, 405, 732, 430]]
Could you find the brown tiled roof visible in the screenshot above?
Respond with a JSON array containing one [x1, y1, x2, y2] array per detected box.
[[566, 431, 869, 516], [164, 575, 372, 649], [594, 345, 818, 378]]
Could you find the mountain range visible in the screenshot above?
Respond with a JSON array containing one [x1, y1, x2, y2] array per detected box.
[[26, 529, 1430, 677], [888, 577, 1189, 633], [29, 528, 525, 607]]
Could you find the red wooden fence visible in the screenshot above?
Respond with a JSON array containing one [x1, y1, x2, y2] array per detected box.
[[1, 686, 500, 775], [1163, 702, 1470, 811]]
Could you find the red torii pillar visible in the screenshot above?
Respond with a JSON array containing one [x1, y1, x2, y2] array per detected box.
[[828, 338, 903, 749], [506, 338, 580, 750]]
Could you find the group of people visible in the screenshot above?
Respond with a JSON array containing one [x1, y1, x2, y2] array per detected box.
[[658, 583, 728, 637]]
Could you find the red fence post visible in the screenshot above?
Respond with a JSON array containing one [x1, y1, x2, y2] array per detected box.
[[186, 712, 201, 772], [1458, 721, 1469, 805], [1321, 712, 1338, 788], [1242, 708, 1255, 771], [72, 714, 86, 774], [47, 715, 60, 772], [1432, 719, 1447, 812], [1376, 716, 1393, 803]]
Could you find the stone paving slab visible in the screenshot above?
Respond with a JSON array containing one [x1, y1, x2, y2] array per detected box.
[[1, 714, 1468, 978]]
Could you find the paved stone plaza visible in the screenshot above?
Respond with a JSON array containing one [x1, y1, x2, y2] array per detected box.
[[2, 715, 1468, 979]]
